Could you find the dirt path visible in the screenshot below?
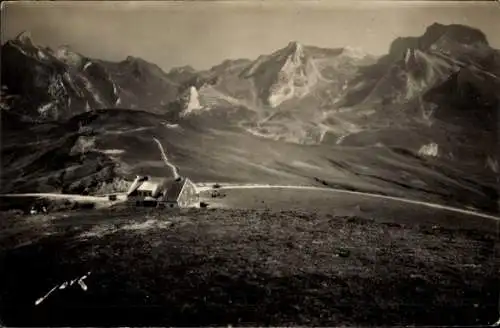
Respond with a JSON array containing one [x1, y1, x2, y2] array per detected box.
[[2, 183, 499, 220], [199, 184, 500, 220]]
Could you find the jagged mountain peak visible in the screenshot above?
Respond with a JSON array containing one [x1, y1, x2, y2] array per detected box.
[[341, 46, 371, 60], [281, 41, 306, 59], [6, 30, 40, 57], [123, 56, 155, 67], [54, 44, 85, 67], [55, 44, 75, 53], [235, 40, 378, 109], [124, 55, 144, 64], [285, 41, 303, 52], [169, 65, 196, 75], [117, 55, 173, 84], [341, 23, 496, 108], [237, 40, 319, 107], [15, 30, 34, 46], [287, 41, 305, 63], [388, 23, 490, 60], [125, 55, 140, 61], [242, 41, 309, 77], [121, 55, 164, 71], [423, 23, 488, 46]]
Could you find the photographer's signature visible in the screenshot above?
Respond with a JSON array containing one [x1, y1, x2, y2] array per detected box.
[[35, 271, 91, 306]]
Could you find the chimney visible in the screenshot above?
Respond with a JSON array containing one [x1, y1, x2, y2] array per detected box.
[[126, 175, 148, 196]]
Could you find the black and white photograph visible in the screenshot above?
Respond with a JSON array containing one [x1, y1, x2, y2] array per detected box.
[[0, 0, 499, 326]]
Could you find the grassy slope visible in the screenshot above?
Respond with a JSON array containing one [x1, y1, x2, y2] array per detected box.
[[2, 109, 497, 213], [0, 189, 498, 326], [86, 112, 497, 213]]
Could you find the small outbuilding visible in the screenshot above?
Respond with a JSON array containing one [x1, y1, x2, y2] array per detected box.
[[127, 176, 199, 208]]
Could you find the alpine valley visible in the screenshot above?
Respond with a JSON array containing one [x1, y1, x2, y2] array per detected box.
[[1, 23, 499, 213]]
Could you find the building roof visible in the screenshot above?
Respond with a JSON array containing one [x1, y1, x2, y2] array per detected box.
[[164, 177, 187, 202], [137, 181, 159, 191], [128, 175, 190, 202]]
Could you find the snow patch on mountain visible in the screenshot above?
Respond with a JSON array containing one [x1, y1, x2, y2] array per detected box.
[[37, 50, 49, 60], [99, 149, 125, 155], [405, 48, 412, 65], [38, 103, 55, 117], [111, 82, 121, 106], [54, 45, 84, 67], [79, 74, 109, 108], [404, 50, 439, 100], [336, 134, 347, 145], [486, 156, 499, 173], [342, 46, 370, 60], [418, 142, 439, 157], [180, 86, 205, 117], [186, 86, 202, 110], [405, 73, 429, 100], [83, 61, 92, 71], [162, 122, 180, 129], [70, 136, 96, 156], [267, 42, 320, 107]]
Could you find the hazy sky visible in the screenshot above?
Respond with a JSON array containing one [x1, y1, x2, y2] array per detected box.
[[2, 1, 500, 71]]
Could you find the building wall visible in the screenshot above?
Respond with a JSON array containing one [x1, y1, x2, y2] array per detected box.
[[163, 201, 179, 208], [127, 188, 155, 201], [178, 180, 199, 207], [127, 179, 199, 208]]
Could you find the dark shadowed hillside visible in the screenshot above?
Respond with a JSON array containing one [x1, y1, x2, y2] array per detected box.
[[328, 23, 499, 177], [1, 32, 185, 121]]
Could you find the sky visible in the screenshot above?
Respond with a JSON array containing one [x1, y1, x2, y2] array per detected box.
[[2, 1, 500, 71]]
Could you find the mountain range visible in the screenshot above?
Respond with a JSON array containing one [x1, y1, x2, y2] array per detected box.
[[1, 24, 499, 212]]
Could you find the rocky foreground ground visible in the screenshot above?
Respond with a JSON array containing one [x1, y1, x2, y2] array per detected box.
[[0, 204, 498, 326]]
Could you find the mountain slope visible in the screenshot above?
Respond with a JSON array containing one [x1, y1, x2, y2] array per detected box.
[[321, 23, 500, 174], [144, 42, 378, 144], [1, 32, 183, 121], [240, 41, 322, 108], [2, 107, 498, 214], [340, 23, 497, 108], [194, 43, 378, 143], [1, 32, 120, 120], [1, 24, 498, 213], [1, 32, 377, 144], [97, 56, 181, 110]]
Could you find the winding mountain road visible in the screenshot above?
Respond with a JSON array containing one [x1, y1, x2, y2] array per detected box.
[[197, 184, 500, 221], [2, 183, 499, 221]]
